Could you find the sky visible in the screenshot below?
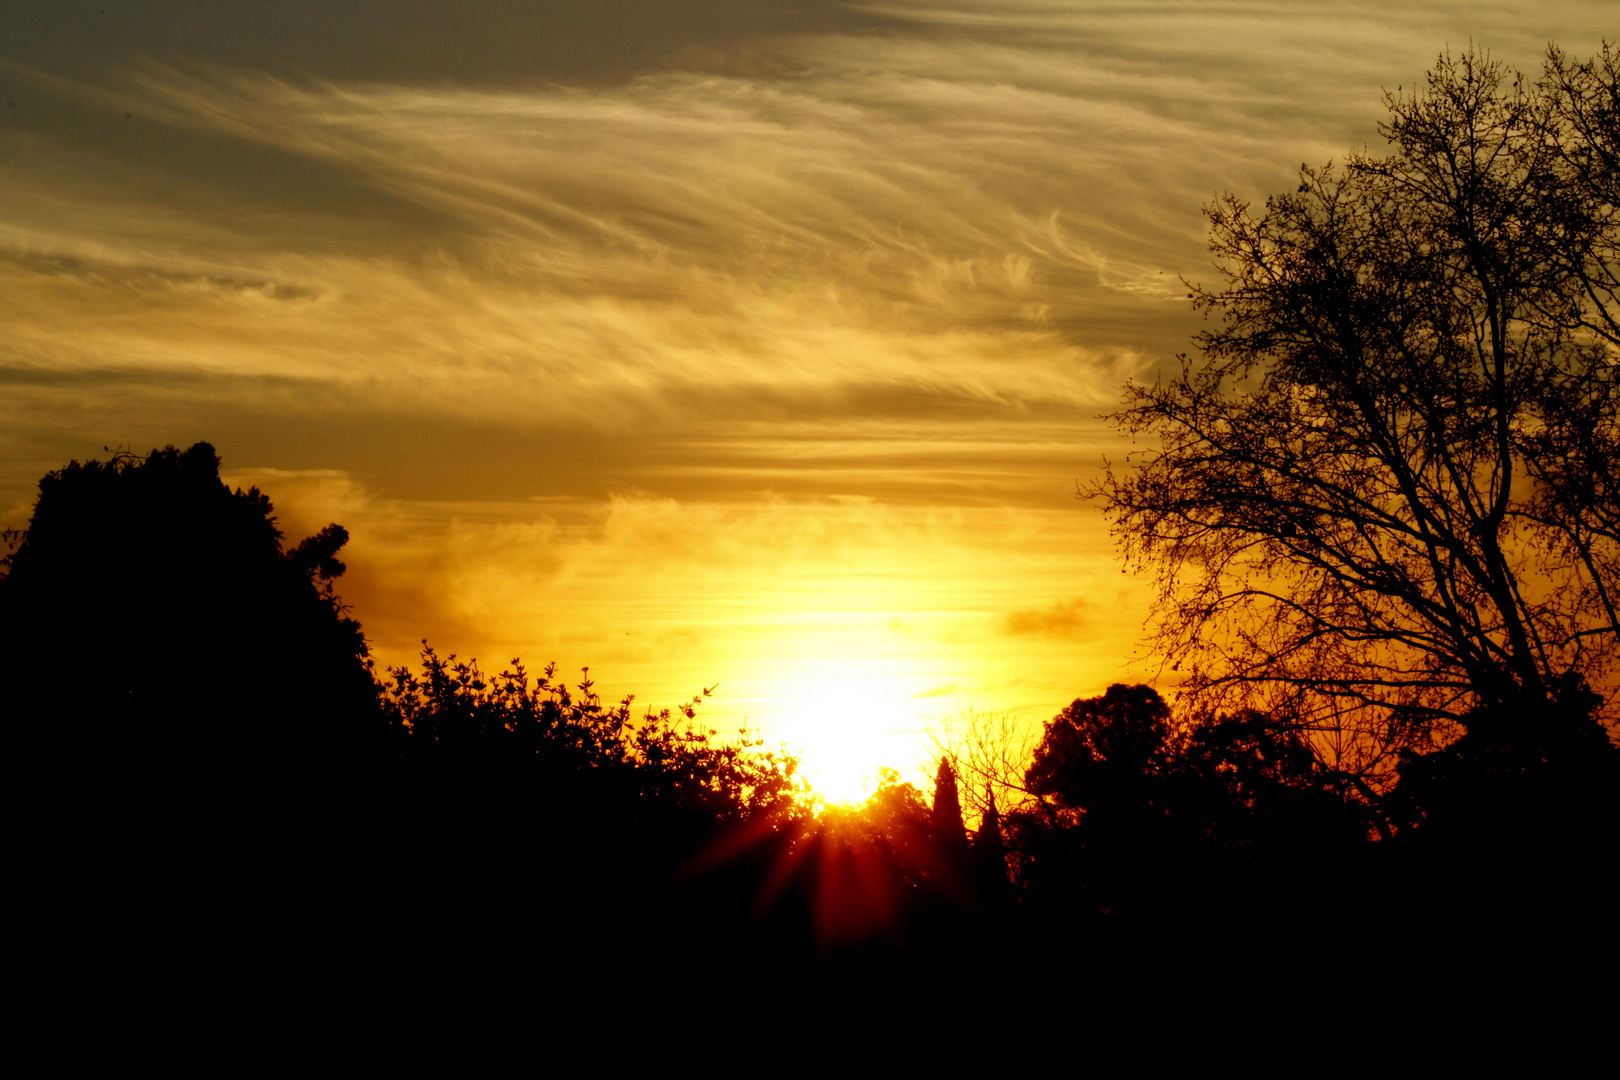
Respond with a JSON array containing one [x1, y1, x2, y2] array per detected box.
[[3, 2, 1611, 801]]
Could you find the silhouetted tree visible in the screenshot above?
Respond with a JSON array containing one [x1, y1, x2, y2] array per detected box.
[[0, 443, 387, 975], [1092, 45, 1620, 783], [923, 754, 969, 903], [1017, 684, 1383, 917], [931, 756, 967, 850], [1026, 684, 1175, 817], [0, 443, 376, 781], [926, 707, 1042, 830], [364, 642, 826, 968], [971, 784, 1011, 903], [1391, 688, 1619, 850], [1018, 685, 1177, 912], [1175, 710, 1380, 847]]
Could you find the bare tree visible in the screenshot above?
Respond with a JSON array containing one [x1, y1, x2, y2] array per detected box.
[[1093, 46, 1620, 783], [1542, 42, 1620, 347], [926, 708, 1044, 827]]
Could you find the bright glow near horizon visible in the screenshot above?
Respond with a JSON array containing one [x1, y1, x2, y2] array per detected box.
[[725, 617, 971, 805]]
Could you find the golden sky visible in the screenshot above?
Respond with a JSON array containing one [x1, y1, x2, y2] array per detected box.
[[2, 2, 1610, 801]]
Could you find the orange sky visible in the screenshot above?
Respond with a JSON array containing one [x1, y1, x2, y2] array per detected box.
[[2, 3, 1610, 801]]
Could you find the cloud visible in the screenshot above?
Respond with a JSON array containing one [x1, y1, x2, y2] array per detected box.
[[213, 464, 1141, 703], [1, 2, 914, 89], [10, 3, 1598, 472], [1002, 597, 1091, 639], [2, 2, 1611, 781]]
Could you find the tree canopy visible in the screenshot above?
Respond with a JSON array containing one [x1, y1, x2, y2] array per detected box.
[[0, 442, 377, 773], [1096, 45, 1620, 779]]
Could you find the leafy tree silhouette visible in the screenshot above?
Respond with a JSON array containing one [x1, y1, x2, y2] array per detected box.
[[0, 442, 376, 783], [1016, 684, 1379, 922], [366, 641, 828, 971], [1026, 685, 1175, 816], [1019, 685, 1179, 915], [378, 642, 804, 822], [1, 443, 385, 982]]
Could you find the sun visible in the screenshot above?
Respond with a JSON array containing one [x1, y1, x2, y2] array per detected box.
[[751, 656, 932, 805]]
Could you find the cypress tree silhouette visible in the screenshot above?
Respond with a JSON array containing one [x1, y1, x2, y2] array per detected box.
[[972, 783, 1010, 904], [931, 757, 966, 845], [930, 755, 970, 896]]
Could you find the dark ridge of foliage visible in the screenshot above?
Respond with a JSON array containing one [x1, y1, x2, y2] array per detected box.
[[378, 645, 804, 823], [5, 428, 1611, 993], [1006, 685, 1375, 922]]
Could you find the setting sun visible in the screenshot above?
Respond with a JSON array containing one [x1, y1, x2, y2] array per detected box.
[[747, 652, 936, 805]]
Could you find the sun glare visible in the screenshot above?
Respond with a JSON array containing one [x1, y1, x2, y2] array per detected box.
[[750, 654, 936, 806]]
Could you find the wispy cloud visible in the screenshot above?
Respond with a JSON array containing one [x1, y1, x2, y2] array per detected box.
[[3, 1, 1609, 790]]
